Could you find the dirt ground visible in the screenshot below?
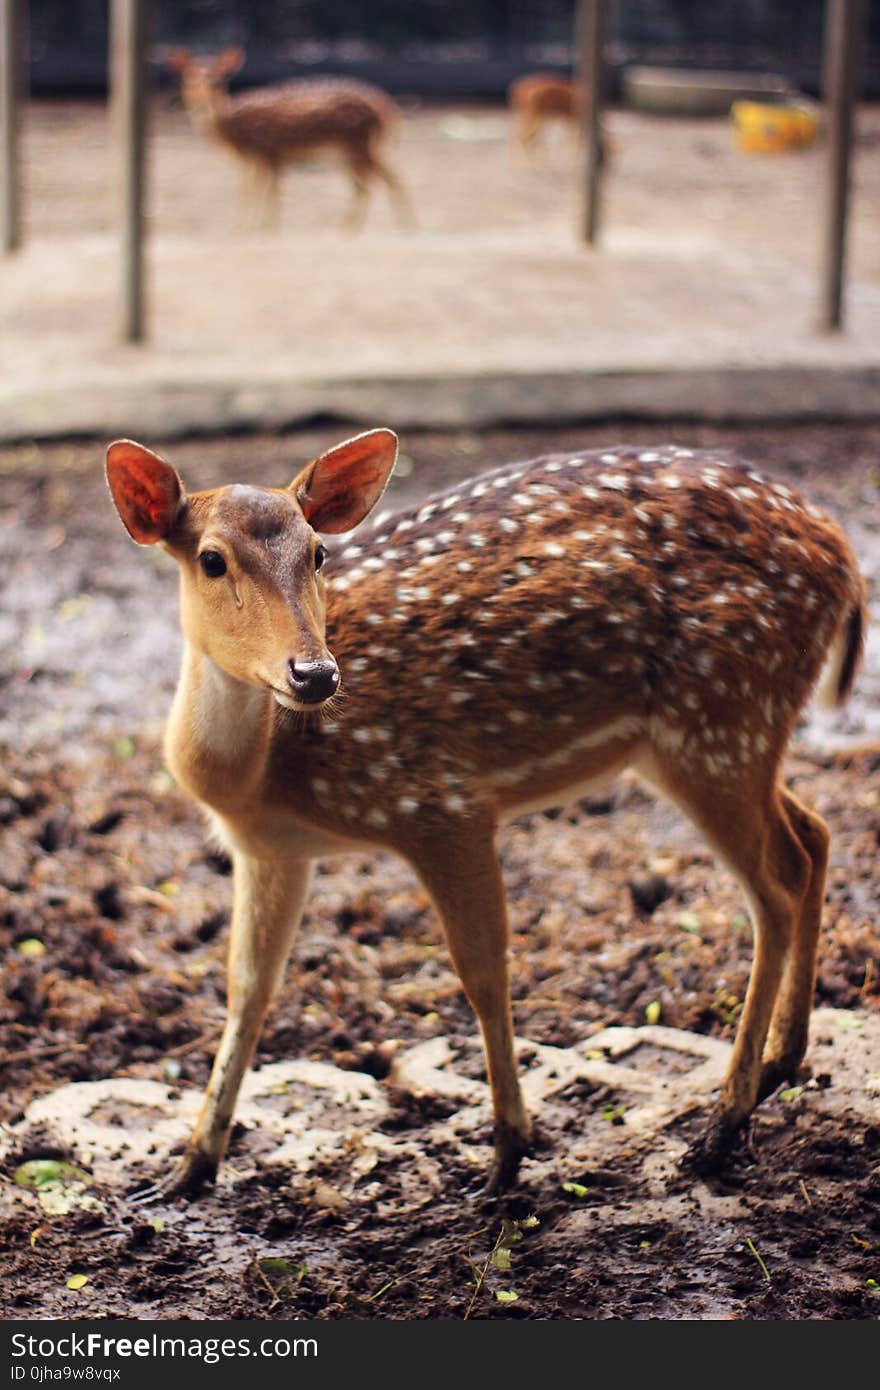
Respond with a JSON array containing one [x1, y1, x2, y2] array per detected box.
[[1, 419, 879, 1322]]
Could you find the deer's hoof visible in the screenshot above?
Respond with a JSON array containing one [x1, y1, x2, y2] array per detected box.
[[757, 1056, 810, 1104], [129, 1148, 218, 1205], [678, 1110, 741, 1178], [484, 1121, 531, 1195]]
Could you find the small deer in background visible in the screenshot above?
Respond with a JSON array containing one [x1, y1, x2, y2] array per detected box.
[[106, 432, 865, 1200], [508, 71, 610, 166], [165, 47, 414, 231]]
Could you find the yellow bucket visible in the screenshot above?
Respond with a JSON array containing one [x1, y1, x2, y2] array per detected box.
[[731, 100, 819, 153]]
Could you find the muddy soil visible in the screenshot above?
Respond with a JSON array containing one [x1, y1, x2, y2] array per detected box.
[[1, 420, 879, 1321]]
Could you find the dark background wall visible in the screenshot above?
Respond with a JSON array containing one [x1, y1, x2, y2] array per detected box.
[[25, 0, 880, 99]]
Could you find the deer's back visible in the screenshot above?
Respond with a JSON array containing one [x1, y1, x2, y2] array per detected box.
[[276, 447, 860, 834], [510, 74, 578, 116], [214, 78, 396, 159]]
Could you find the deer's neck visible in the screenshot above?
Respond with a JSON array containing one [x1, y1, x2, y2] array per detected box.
[[165, 644, 274, 811], [184, 92, 226, 138]]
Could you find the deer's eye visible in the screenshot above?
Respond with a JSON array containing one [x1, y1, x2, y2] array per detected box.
[[199, 550, 227, 578], [314, 544, 326, 572]]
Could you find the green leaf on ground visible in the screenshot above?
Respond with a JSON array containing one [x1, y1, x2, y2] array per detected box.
[[14, 1160, 104, 1216], [562, 1181, 590, 1198], [17, 938, 45, 958]]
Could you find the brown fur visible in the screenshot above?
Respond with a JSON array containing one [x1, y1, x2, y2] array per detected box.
[[106, 434, 866, 1198], [166, 48, 413, 230], [508, 72, 612, 166]]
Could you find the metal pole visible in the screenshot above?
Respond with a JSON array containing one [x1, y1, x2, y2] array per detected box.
[[1, 0, 22, 253], [110, 0, 149, 342], [576, 0, 608, 246], [819, 0, 864, 332]]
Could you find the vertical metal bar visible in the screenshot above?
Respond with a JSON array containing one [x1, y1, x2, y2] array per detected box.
[[110, 0, 149, 342], [1, 0, 22, 253], [819, 0, 864, 331], [576, 0, 608, 246]]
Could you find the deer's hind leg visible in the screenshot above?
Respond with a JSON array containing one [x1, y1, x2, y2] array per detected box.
[[511, 113, 540, 164], [372, 152, 416, 227], [757, 786, 830, 1101], [637, 748, 812, 1172], [340, 163, 371, 231], [342, 141, 413, 230]]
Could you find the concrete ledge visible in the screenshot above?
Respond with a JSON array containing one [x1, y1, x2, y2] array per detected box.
[[2, 365, 880, 444]]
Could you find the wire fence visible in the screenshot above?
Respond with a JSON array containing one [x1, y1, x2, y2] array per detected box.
[[26, 1, 880, 97]]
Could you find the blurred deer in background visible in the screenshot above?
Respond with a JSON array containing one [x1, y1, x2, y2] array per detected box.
[[165, 47, 414, 231], [106, 432, 865, 1200], [508, 71, 611, 167]]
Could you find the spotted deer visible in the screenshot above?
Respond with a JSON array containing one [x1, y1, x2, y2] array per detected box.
[[105, 431, 865, 1199], [508, 73, 580, 157], [165, 47, 413, 230], [507, 71, 612, 168]]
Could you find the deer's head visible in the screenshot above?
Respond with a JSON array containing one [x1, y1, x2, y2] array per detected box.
[[106, 430, 398, 710]]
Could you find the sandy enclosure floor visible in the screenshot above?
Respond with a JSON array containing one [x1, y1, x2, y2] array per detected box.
[[2, 96, 880, 397]]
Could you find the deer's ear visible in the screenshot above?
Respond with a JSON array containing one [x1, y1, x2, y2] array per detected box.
[[291, 429, 398, 534], [105, 439, 185, 545], [164, 48, 191, 74], [214, 46, 245, 78]]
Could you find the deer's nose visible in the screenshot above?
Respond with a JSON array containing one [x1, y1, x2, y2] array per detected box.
[[287, 658, 339, 705]]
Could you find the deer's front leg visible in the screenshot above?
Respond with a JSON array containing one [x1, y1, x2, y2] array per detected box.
[[410, 821, 531, 1193], [165, 852, 313, 1196]]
